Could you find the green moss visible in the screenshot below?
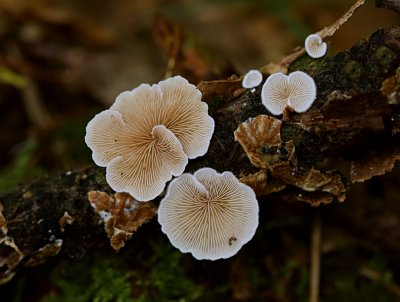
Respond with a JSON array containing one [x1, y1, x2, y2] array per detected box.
[[133, 241, 204, 302], [322, 251, 398, 302], [289, 54, 324, 75], [41, 257, 134, 302], [0, 138, 45, 192], [374, 46, 398, 74], [40, 239, 210, 302], [0, 65, 26, 88]]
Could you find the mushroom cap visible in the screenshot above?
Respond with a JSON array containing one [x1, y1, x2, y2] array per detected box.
[[287, 71, 317, 113], [261, 72, 290, 115], [242, 69, 263, 89], [261, 71, 316, 115], [105, 124, 188, 201], [305, 34, 327, 59], [111, 76, 214, 159], [85, 76, 214, 201], [158, 167, 259, 260]]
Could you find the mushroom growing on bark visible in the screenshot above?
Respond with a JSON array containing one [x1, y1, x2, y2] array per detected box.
[[242, 69, 263, 89], [85, 76, 215, 201], [158, 168, 259, 260], [305, 34, 327, 58], [261, 71, 316, 115]]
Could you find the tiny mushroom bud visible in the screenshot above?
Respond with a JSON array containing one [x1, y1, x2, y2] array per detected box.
[[85, 76, 214, 201], [261, 71, 316, 115], [158, 167, 259, 260], [242, 69, 263, 89], [305, 34, 327, 58]]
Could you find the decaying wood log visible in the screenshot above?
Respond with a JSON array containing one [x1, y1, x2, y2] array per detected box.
[[2, 23, 400, 284], [376, 0, 400, 13]]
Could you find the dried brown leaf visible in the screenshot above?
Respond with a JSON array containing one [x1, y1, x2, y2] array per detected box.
[[59, 211, 74, 232], [350, 146, 400, 183], [234, 115, 294, 169], [0, 237, 24, 285], [88, 191, 157, 250], [0, 203, 6, 239], [240, 170, 286, 197], [0, 203, 24, 284], [88, 191, 114, 212], [381, 67, 400, 105], [281, 191, 335, 207], [110, 228, 132, 251], [197, 77, 242, 104], [24, 239, 62, 267], [270, 162, 346, 201], [322, 92, 388, 132]]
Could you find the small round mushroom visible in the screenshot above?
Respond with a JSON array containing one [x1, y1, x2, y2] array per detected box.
[[286, 71, 317, 113], [242, 69, 263, 89], [85, 76, 214, 201], [261, 71, 316, 115], [158, 167, 259, 260], [305, 34, 327, 58]]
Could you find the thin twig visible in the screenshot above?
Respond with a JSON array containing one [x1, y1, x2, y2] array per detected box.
[[317, 0, 366, 38], [359, 267, 400, 297], [22, 77, 52, 129], [310, 209, 321, 302], [262, 0, 366, 72]]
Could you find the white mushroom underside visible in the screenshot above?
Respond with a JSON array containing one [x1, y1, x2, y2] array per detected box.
[[106, 124, 188, 201], [261, 72, 290, 115], [158, 168, 259, 260], [261, 71, 316, 115], [242, 69, 263, 89], [85, 76, 215, 201], [84, 110, 126, 167], [305, 34, 327, 58], [287, 71, 317, 113], [111, 76, 214, 159]]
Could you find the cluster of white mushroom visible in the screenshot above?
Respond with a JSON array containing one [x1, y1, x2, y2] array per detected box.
[[85, 76, 214, 201], [242, 69, 317, 115], [241, 33, 326, 115], [85, 76, 259, 260], [86, 31, 327, 259]]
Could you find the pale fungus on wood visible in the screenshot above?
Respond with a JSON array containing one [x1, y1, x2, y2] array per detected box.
[[242, 69, 263, 89], [261, 71, 317, 115], [158, 168, 259, 260], [85, 76, 215, 201], [305, 34, 327, 58]]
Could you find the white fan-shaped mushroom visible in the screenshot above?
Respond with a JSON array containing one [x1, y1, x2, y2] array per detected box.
[[260, 72, 290, 115], [305, 34, 327, 58], [242, 69, 263, 89], [105, 125, 188, 201], [287, 71, 317, 113], [158, 167, 259, 260], [85, 76, 214, 201], [261, 71, 316, 115]]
